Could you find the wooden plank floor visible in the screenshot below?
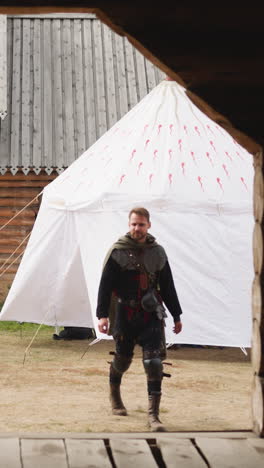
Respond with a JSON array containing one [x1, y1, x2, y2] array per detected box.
[[0, 432, 263, 467]]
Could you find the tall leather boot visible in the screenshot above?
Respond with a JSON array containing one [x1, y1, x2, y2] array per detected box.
[[148, 392, 166, 432], [110, 383, 127, 416]]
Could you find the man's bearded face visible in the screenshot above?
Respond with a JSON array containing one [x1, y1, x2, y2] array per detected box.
[[128, 213, 151, 243]]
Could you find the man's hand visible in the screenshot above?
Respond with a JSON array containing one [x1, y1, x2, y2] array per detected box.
[[173, 320, 182, 334], [98, 317, 109, 334]]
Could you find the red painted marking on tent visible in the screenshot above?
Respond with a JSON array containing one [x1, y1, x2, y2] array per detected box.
[[178, 139, 182, 151], [153, 149, 158, 160], [225, 151, 233, 161], [236, 151, 244, 160], [222, 164, 229, 177], [210, 140, 216, 152], [130, 149, 136, 161], [149, 173, 154, 184], [194, 126, 201, 136], [197, 176, 204, 191], [183, 125, 188, 134], [168, 173, 173, 185], [169, 124, 174, 134], [158, 124, 162, 134], [181, 162, 185, 175], [119, 174, 126, 185], [145, 139, 150, 150], [215, 124, 225, 135], [217, 177, 224, 191], [206, 152, 213, 165], [241, 177, 248, 191], [168, 149, 173, 160], [137, 162, 143, 173], [206, 124, 214, 134], [190, 151, 197, 164], [143, 124, 149, 134]]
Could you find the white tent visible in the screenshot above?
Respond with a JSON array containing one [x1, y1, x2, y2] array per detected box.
[[0, 79, 254, 347]]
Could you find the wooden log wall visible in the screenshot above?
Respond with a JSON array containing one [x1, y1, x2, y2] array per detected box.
[[252, 150, 264, 436], [0, 170, 56, 302]]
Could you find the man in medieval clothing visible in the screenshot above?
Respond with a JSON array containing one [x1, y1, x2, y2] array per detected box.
[[96, 207, 183, 432]]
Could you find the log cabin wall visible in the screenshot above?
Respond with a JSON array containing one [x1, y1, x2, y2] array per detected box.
[[252, 151, 264, 436], [0, 170, 56, 301]]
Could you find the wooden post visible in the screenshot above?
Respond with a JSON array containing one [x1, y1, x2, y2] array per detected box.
[[252, 150, 264, 436]]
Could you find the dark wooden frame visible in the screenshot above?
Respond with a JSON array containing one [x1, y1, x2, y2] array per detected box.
[[0, 2, 263, 437]]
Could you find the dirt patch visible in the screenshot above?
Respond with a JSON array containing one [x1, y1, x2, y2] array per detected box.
[[0, 328, 252, 433]]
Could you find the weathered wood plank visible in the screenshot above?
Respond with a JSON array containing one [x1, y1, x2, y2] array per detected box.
[[65, 438, 112, 468], [0, 201, 39, 209], [62, 18, 75, 165], [43, 19, 53, 168], [8, 13, 96, 19], [10, 18, 22, 171], [114, 34, 128, 119], [252, 318, 263, 375], [253, 164, 264, 223], [0, 431, 256, 439], [102, 22, 117, 128], [21, 19, 31, 170], [0, 438, 21, 468], [124, 39, 138, 109], [21, 439, 68, 468], [110, 439, 158, 468], [32, 18, 42, 170], [92, 19, 107, 138], [195, 437, 264, 468], [0, 15, 7, 119], [0, 16, 10, 167], [0, 188, 42, 197], [0, 217, 33, 227], [0, 208, 35, 217], [82, 18, 96, 147], [252, 275, 261, 324], [72, 19, 86, 158], [253, 221, 263, 274], [252, 375, 264, 436], [0, 180, 52, 187], [134, 48, 148, 101], [145, 59, 157, 92], [155, 67, 166, 84], [156, 437, 207, 468], [0, 228, 31, 236], [52, 19, 64, 169]]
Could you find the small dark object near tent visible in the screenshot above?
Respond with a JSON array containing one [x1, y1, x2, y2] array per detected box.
[[53, 327, 95, 340]]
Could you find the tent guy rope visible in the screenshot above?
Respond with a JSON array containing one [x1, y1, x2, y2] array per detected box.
[[0, 192, 42, 277], [0, 232, 31, 276], [0, 191, 43, 232]]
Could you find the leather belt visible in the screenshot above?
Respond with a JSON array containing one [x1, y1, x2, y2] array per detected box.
[[117, 298, 140, 308]]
